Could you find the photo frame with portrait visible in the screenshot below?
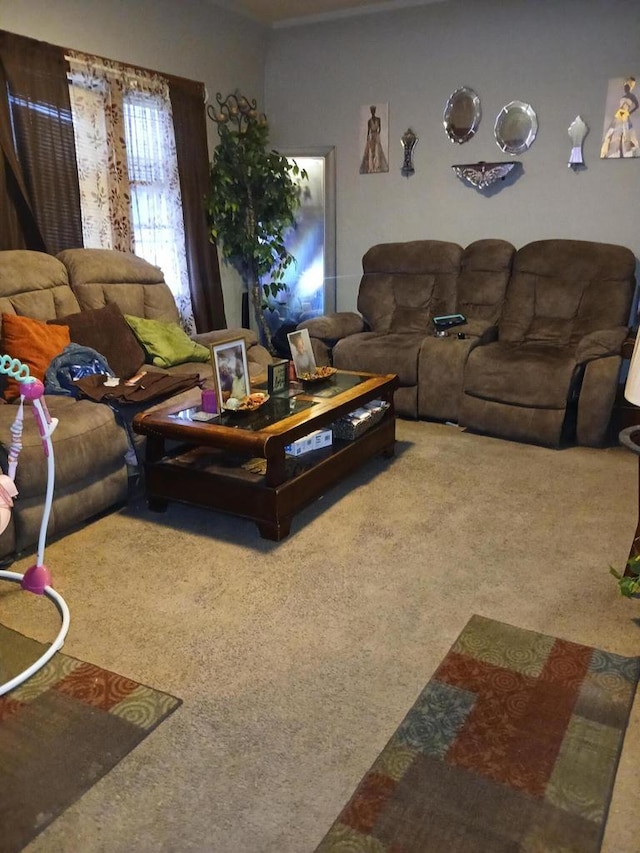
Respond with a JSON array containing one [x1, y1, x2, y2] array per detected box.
[[287, 328, 317, 378], [210, 337, 250, 405]]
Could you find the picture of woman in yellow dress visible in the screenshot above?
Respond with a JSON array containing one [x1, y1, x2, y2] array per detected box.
[[601, 76, 640, 159]]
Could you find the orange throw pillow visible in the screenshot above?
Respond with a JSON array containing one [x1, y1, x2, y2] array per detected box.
[[1, 313, 70, 401]]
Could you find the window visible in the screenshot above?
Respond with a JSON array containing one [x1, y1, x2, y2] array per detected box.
[[123, 91, 189, 321], [67, 52, 194, 331]]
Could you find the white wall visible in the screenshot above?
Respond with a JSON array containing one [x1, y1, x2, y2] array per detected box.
[[265, 0, 640, 313], [0, 0, 269, 327]]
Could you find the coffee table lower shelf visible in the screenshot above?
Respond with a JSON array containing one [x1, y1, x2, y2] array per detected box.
[[142, 417, 395, 540]]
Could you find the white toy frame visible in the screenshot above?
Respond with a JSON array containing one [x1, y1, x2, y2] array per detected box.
[[0, 355, 70, 696]]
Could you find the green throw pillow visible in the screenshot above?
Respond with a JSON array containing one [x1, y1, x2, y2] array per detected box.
[[124, 315, 210, 368]]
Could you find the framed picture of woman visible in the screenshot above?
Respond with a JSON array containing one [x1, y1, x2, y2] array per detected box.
[[210, 337, 249, 404], [600, 76, 640, 159], [359, 103, 389, 174]]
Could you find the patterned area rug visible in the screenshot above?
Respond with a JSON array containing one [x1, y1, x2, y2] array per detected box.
[[0, 624, 181, 853], [315, 615, 640, 853]]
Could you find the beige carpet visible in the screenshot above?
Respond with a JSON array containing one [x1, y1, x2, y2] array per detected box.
[[1, 419, 639, 853]]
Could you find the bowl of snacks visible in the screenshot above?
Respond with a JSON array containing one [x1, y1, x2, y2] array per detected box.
[[299, 366, 338, 383], [223, 391, 270, 414]]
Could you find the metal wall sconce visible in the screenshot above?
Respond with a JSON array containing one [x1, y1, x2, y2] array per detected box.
[[568, 116, 588, 170], [452, 161, 521, 189], [207, 91, 267, 135], [401, 128, 418, 176]]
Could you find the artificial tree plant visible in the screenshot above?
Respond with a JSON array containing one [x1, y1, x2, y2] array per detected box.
[[206, 92, 306, 352]]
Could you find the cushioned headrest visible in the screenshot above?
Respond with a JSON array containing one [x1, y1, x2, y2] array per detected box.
[[514, 239, 636, 281], [57, 248, 165, 286], [0, 250, 69, 295], [363, 241, 463, 275]]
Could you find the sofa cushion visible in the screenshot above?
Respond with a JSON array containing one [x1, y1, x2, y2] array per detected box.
[[499, 240, 635, 346], [463, 342, 577, 409], [358, 241, 462, 334], [1, 313, 70, 401], [456, 239, 515, 324], [333, 332, 422, 386], [124, 315, 210, 368], [389, 277, 435, 333], [49, 303, 145, 380], [0, 395, 127, 497]]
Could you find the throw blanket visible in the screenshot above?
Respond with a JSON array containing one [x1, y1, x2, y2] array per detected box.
[[45, 343, 114, 397]]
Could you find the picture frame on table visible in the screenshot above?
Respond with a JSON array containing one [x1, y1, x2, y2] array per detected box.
[[287, 328, 317, 378], [268, 359, 289, 395], [210, 337, 249, 406]]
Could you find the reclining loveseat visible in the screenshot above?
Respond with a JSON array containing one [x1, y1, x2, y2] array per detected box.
[[0, 248, 271, 560], [299, 238, 636, 448]]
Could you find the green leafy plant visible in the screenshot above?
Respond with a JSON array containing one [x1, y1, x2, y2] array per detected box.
[[610, 553, 640, 597], [206, 93, 306, 352]]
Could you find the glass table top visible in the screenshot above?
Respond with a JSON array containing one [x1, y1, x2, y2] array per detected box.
[[168, 371, 371, 433]]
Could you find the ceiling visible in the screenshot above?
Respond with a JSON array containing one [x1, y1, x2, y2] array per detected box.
[[213, 0, 446, 27]]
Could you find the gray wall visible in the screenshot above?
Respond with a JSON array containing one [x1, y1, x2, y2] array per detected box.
[[265, 0, 640, 313], [3, 0, 639, 324], [0, 0, 269, 325]]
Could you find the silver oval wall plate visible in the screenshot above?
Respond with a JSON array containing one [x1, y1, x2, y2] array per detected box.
[[443, 87, 481, 144], [494, 100, 538, 155]]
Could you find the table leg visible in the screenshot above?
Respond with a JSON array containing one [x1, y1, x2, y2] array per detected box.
[[148, 497, 168, 513], [257, 517, 291, 541]]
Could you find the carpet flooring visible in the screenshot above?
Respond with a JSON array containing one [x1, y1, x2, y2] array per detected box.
[[0, 624, 181, 853], [0, 419, 639, 852], [314, 615, 640, 852]]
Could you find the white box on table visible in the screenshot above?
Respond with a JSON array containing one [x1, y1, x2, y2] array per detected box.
[[285, 428, 333, 457]]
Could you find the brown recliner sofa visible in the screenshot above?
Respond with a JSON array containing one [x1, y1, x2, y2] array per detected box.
[[0, 248, 271, 560], [299, 238, 636, 447], [300, 238, 516, 421]]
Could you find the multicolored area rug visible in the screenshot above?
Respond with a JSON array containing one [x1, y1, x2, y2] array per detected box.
[[315, 615, 640, 853], [0, 624, 181, 853]]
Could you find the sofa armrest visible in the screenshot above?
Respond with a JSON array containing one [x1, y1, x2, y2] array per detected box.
[[575, 326, 629, 363], [577, 355, 622, 446], [298, 312, 365, 343]]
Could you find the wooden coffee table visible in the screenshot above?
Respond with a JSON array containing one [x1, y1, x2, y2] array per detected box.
[[132, 370, 398, 540]]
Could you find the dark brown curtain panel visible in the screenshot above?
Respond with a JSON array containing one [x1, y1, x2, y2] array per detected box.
[[0, 56, 41, 251], [0, 30, 82, 255], [169, 75, 227, 332]]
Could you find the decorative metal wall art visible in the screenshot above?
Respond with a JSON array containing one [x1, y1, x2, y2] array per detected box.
[[443, 86, 481, 144], [568, 116, 588, 169], [207, 91, 266, 134], [494, 101, 538, 155], [401, 128, 418, 176], [452, 161, 521, 189]]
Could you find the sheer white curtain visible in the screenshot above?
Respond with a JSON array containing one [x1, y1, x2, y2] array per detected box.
[[67, 52, 195, 332]]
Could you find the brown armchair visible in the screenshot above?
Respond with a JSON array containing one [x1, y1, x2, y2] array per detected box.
[[459, 239, 636, 447]]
